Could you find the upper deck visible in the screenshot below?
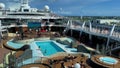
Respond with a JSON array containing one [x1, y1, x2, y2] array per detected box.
[[66, 20, 120, 42]]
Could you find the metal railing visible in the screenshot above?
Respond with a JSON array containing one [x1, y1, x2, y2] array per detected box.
[[68, 21, 120, 40]]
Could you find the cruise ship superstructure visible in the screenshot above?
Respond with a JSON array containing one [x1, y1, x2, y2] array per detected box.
[[0, 0, 63, 27], [1, 0, 120, 68], [0, 0, 120, 55]]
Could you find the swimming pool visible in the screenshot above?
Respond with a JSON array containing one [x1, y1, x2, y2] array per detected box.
[[36, 41, 65, 56], [99, 57, 118, 64], [6, 38, 77, 67]]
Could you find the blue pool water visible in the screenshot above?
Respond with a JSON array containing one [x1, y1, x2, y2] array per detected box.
[[99, 57, 118, 64], [7, 41, 24, 49], [36, 41, 65, 56]]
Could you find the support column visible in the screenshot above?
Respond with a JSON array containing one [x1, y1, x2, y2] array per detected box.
[[63, 20, 70, 35], [96, 44, 100, 54], [89, 22, 92, 40], [89, 34, 92, 41], [46, 19, 50, 31], [79, 21, 85, 37], [106, 24, 116, 50], [110, 24, 116, 36], [89, 22, 92, 32], [89, 22, 92, 45], [82, 21, 85, 29], [102, 44, 105, 55], [70, 20, 73, 37], [18, 18, 23, 40], [106, 37, 110, 50]]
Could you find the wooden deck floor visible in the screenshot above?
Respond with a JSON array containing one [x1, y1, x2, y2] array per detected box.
[[0, 48, 10, 64], [21, 53, 92, 68], [0, 37, 13, 64], [41, 53, 92, 68]]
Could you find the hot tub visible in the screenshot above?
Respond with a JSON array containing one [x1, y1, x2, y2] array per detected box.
[[99, 57, 118, 64]]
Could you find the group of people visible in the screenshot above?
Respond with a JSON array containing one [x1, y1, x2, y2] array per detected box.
[[64, 54, 77, 62], [48, 54, 86, 68]]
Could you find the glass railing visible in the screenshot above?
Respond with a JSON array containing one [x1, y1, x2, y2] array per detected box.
[[15, 56, 49, 68]]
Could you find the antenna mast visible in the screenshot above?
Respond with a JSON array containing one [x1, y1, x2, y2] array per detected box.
[[20, 0, 30, 8]]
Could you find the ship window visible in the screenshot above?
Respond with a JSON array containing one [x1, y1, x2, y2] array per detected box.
[[24, 9, 29, 12]]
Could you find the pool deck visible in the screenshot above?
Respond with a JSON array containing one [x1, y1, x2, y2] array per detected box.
[[30, 40, 77, 57], [0, 37, 12, 67], [17, 40, 78, 66], [22, 53, 92, 68], [0, 47, 10, 63], [21, 63, 51, 68], [1, 31, 120, 68]]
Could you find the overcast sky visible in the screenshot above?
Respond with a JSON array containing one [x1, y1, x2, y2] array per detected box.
[[0, 0, 120, 16]]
